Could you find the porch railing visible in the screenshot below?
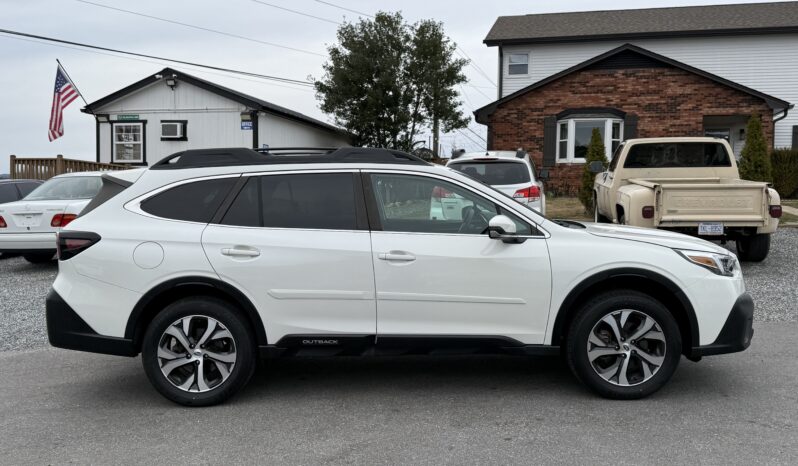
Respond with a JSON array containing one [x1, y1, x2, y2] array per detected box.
[[9, 154, 128, 180]]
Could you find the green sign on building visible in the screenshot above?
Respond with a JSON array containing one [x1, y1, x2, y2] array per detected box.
[[117, 114, 140, 121]]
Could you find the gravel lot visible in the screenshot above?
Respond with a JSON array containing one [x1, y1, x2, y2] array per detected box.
[[1, 228, 797, 353]]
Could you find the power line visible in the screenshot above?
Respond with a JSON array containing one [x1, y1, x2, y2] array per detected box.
[[251, 0, 341, 25], [464, 126, 487, 143], [0, 28, 314, 86], [456, 47, 496, 87], [75, 0, 325, 57], [313, 0, 373, 17]]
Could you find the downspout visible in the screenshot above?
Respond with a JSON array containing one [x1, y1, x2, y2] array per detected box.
[[772, 104, 793, 149]]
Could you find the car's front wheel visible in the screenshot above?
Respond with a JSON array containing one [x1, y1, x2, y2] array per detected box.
[[566, 291, 681, 399], [141, 297, 256, 406]]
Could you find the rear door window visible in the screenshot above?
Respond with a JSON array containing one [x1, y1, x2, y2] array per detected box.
[[221, 173, 358, 230], [141, 177, 237, 223], [449, 161, 531, 185], [17, 182, 41, 197]]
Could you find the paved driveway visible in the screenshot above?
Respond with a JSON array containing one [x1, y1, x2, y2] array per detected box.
[[1, 322, 797, 465]]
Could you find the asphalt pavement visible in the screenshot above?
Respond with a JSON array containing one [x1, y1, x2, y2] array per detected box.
[[0, 322, 797, 465]]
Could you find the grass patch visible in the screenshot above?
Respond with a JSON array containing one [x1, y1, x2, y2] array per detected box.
[[782, 199, 798, 209], [546, 197, 591, 220], [781, 212, 798, 224]]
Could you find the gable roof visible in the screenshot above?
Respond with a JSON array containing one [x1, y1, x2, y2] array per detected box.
[[474, 44, 792, 124], [485, 2, 798, 45], [82, 67, 346, 135]]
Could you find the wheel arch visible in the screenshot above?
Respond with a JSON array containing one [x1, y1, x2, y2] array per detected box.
[[550, 268, 698, 356], [125, 276, 268, 352]]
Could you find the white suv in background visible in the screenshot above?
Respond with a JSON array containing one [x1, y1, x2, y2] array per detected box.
[[48, 147, 753, 406], [447, 150, 546, 214]]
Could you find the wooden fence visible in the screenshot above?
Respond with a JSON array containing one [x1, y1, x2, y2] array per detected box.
[[9, 154, 128, 180]]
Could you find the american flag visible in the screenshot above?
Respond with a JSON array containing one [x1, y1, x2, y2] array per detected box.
[[48, 65, 80, 142]]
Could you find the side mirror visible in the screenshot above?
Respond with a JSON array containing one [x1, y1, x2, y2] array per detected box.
[[588, 161, 605, 174], [537, 169, 549, 181], [487, 215, 526, 244]]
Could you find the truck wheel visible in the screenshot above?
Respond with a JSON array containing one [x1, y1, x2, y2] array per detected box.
[[736, 234, 770, 262], [566, 291, 681, 399], [593, 195, 609, 223], [141, 297, 257, 406]]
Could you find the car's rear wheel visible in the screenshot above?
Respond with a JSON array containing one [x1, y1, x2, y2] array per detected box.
[[23, 252, 55, 263], [736, 234, 770, 262], [141, 297, 256, 406], [566, 291, 681, 399]]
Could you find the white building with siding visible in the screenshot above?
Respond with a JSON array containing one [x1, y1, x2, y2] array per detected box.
[[82, 67, 351, 166]]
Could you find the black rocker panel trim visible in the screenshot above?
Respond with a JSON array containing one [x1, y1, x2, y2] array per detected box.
[[261, 334, 559, 358]]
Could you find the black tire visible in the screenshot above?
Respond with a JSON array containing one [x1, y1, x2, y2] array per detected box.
[[593, 193, 609, 223], [736, 234, 770, 262], [566, 290, 682, 399], [141, 297, 257, 406], [23, 252, 55, 263]]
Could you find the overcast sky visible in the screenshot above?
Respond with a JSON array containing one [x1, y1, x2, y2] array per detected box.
[[0, 0, 788, 173]]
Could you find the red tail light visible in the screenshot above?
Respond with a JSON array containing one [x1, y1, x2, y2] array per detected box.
[[57, 231, 101, 260], [642, 206, 655, 219], [51, 213, 77, 228], [769, 205, 782, 218], [513, 186, 541, 201], [432, 186, 454, 199], [0, 216, 6, 228]]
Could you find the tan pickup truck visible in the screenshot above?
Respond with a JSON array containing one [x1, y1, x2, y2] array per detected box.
[[592, 137, 782, 262]]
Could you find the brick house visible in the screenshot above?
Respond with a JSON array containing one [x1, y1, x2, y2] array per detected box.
[[474, 2, 796, 194]]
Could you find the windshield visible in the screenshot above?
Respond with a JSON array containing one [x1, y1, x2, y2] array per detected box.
[[449, 161, 531, 185], [23, 176, 102, 201]]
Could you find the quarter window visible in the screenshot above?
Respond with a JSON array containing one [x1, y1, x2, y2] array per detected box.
[[0, 184, 17, 203], [113, 122, 145, 163], [141, 177, 237, 223], [221, 173, 358, 230], [508, 53, 529, 75], [370, 174, 532, 235]]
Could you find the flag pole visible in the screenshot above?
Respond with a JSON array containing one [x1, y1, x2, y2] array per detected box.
[[55, 59, 90, 109]]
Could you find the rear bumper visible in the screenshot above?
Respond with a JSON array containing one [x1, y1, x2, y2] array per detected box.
[[46, 289, 137, 357], [690, 292, 754, 357], [0, 232, 56, 253]]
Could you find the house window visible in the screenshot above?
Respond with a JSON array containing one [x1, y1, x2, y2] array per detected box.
[[113, 122, 144, 163], [508, 54, 529, 75], [556, 118, 623, 163]]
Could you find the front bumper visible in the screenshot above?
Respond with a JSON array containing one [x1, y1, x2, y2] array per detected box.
[[690, 292, 754, 357], [0, 232, 56, 253], [46, 289, 137, 357]]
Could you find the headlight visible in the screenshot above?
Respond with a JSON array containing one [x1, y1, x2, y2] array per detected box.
[[675, 249, 738, 277]]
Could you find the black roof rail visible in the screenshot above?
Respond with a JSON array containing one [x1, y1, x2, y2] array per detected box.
[[150, 147, 430, 170]]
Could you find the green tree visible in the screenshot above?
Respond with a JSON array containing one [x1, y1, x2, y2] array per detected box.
[[314, 12, 468, 152], [579, 128, 608, 212], [738, 113, 772, 182]]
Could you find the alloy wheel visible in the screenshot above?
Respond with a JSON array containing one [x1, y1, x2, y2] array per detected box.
[[586, 309, 666, 386], [157, 315, 237, 393]]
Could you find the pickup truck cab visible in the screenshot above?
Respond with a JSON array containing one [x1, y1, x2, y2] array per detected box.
[[593, 137, 781, 262]]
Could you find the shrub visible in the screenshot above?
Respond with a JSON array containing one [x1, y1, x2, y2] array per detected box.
[[771, 148, 798, 198], [738, 114, 772, 182], [578, 128, 607, 212]]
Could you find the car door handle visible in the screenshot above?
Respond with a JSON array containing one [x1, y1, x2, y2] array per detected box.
[[221, 247, 261, 258], [378, 251, 416, 262]]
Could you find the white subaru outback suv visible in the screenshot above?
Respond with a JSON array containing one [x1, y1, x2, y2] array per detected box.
[[47, 147, 753, 406]]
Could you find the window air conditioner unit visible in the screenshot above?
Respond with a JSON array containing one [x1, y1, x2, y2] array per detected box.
[[161, 122, 184, 139]]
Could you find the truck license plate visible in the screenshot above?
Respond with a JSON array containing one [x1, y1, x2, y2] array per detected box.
[[698, 222, 724, 236]]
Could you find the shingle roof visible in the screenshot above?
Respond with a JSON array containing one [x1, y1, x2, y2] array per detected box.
[[484, 1, 798, 45], [83, 67, 347, 135], [473, 44, 792, 124]]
